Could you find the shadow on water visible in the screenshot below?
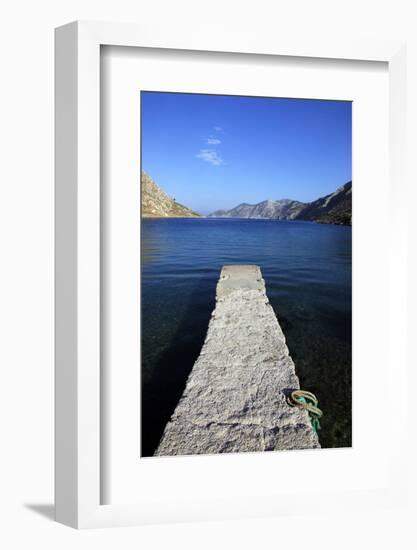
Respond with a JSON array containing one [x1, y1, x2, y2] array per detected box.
[[141, 282, 215, 457]]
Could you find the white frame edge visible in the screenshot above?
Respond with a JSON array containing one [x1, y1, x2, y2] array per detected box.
[[55, 20, 407, 529]]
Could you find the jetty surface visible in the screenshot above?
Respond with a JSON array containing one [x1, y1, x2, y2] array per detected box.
[[155, 265, 320, 456]]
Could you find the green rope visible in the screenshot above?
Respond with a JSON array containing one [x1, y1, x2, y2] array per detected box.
[[287, 390, 323, 433]]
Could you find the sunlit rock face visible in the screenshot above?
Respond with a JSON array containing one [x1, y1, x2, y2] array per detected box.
[[141, 171, 200, 218], [208, 198, 306, 220]]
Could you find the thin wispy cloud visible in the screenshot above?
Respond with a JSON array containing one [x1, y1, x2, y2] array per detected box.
[[196, 149, 224, 166], [196, 126, 225, 165]]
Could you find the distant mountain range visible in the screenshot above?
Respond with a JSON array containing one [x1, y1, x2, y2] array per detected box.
[[208, 181, 352, 225], [141, 171, 200, 218], [210, 198, 306, 220], [141, 171, 352, 225]]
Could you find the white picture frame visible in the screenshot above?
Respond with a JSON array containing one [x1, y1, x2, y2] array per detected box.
[[55, 20, 407, 529]]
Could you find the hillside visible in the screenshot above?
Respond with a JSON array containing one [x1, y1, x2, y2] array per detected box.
[[208, 198, 306, 220], [295, 181, 352, 225], [141, 171, 200, 218], [207, 181, 352, 225]]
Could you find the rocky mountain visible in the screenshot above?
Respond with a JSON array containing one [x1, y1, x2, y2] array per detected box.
[[207, 181, 352, 225], [295, 181, 352, 225], [208, 198, 306, 220], [141, 171, 200, 218]]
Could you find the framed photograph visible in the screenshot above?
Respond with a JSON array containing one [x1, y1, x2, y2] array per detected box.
[[55, 21, 407, 528]]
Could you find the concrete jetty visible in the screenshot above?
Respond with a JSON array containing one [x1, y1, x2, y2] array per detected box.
[[155, 265, 320, 456]]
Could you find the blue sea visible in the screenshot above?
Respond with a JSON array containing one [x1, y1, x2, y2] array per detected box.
[[141, 218, 352, 456]]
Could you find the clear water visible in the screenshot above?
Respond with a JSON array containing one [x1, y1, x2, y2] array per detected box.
[[141, 218, 352, 456]]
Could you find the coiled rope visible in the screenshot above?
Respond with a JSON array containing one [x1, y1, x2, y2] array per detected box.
[[287, 390, 323, 433]]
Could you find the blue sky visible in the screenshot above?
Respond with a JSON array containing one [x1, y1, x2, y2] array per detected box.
[[141, 92, 351, 215]]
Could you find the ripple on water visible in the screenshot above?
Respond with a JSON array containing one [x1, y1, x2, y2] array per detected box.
[[141, 218, 352, 455]]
